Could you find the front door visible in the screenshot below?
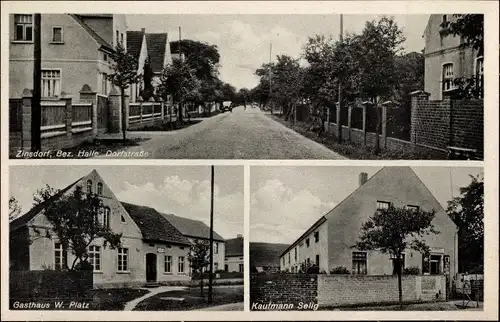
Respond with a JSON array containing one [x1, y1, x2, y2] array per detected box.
[[146, 253, 157, 282]]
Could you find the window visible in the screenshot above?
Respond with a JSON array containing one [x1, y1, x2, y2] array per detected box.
[[314, 231, 319, 243], [41, 70, 61, 98], [214, 262, 218, 271], [430, 255, 442, 275], [14, 14, 33, 41], [101, 73, 108, 95], [96, 207, 110, 228], [88, 246, 101, 271], [475, 56, 484, 98], [442, 63, 454, 94], [86, 180, 93, 193], [97, 182, 103, 195], [316, 254, 320, 266], [117, 248, 128, 272], [115, 30, 119, 45], [305, 238, 310, 247], [214, 242, 218, 255], [103, 53, 108, 62], [52, 27, 63, 43], [294, 247, 297, 261], [120, 32, 124, 45], [54, 242, 66, 270], [377, 200, 391, 210], [405, 205, 419, 212], [391, 253, 405, 275], [288, 252, 290, 264], [121, 215, 126, 223], [239, 263, 244, 273], [164, 255, 172, 273], [225, 264, 228, 271], [178, 256, 185, 273], [352, 251, 367, 275]]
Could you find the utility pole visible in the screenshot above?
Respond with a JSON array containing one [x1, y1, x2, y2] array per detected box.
[[208, 165, 214, 304], [336, 14, 343, 143], [269, 43, 273, 115], [32, 14, 42, 152]]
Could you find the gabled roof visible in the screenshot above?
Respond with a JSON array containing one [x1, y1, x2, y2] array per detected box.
[[225, 236, 243, 256], [161, 213, 225, 242], [127, 30, 145, 59], [146, 33, 168, 73], [121, 202, 191, 245], [69, 14, 113, 52], [9, 177, 83, 232]]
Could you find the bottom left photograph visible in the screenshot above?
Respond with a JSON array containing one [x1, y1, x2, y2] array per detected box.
[[8, 165, 244, 311]]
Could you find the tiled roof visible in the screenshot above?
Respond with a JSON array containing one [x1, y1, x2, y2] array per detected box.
[[69, 14, 113, 52], [127, 30, 145, 59], [120, 202, 191, 245], [9, 177, 83, 232], [225, 236, 243, 256], [161, 213, 225, 241], [146, 33, 168, 73]]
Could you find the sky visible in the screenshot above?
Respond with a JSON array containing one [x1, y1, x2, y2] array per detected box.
[[250, 166, 483, 244], [126, 14, 430, 90], [9, 166, 243, 240]]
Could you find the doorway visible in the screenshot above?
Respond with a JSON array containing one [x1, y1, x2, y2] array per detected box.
[[146, 253, 157, 282]]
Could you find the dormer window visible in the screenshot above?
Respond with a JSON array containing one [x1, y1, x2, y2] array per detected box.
[[86, 180, 93, 193]]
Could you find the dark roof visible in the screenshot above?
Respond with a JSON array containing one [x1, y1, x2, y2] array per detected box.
[[250, 242, 289, 268], [9, 177, 83, 231], [225, 236, 243, 256], [120, 202, 191, 245], [127, 30, 145, 59], [69, 14, 113, 52], [146, 33, 168, 73], [161, 213, 225, 241]]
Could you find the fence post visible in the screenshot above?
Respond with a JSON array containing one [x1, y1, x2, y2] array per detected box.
[[410, 90, 430, 148], [21, 89, 33, 150], [161, 101, 165, 122], [79, 84, 97, 136], [62, 97, 73, 142], [108, 87, 121, 133]]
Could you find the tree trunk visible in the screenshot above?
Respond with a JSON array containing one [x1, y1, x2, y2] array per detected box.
[[121, 87, 127, 143], [374, 102, 381, 155], [396, 253, 403, 305], [200, 269, 204, 297], [178, 101, 184, 124]]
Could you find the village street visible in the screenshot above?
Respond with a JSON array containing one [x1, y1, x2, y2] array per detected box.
[[96, 106, 346, 159]]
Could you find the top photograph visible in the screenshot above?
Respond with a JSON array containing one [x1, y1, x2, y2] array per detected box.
[[8, 13, 484, 160]]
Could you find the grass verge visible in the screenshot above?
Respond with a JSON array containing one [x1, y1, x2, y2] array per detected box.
[[89, 288, 150, 310], [129, 120, 201, 132]]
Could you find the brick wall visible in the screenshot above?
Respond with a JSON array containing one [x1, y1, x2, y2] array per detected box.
[[317, 275, 446, 308], [250, 274, 318, 310]]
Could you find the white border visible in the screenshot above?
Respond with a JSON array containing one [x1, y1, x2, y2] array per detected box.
[[2, 1, 499, 321]]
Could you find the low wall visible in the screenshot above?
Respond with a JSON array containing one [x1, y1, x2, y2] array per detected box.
[[317, 275, 445, 307], [250, 274, 446, 310], [250, 274, 318, 310]]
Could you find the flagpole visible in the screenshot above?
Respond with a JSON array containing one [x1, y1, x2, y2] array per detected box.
[[208, 165, 214, 304]]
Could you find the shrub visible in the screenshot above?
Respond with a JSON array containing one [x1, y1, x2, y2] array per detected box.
[[403, 266, 420, 275], [330, 266, 351, 274]]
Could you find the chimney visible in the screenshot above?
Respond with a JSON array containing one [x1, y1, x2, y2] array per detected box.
[[237, 234, 243, 239], [359, 172, 368, 187]]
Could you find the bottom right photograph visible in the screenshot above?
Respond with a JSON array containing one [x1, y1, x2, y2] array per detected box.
[[249, 166, 484, 311]]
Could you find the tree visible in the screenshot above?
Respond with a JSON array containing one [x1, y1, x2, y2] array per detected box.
[[9, 197, 22, 222], [350, 16, 406, 154], [33, 185, 122, 271], [107, 43, 142, 143], [170, 40, 221, 82], [447, 174, 484, 273], [158, 59, 201, 124], [188, 239, 211, 296], [353, 205, 438, 304]]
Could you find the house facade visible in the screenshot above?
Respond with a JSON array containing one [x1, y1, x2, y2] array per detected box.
[[280, 167, 458, 286], [127, 29, 149, 103], [9, 14, 127, 101], [9, 170, 224, 288], [225, 235, 244, 273], [162, 213, 226, 272], [423, 14, 483, 100]]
